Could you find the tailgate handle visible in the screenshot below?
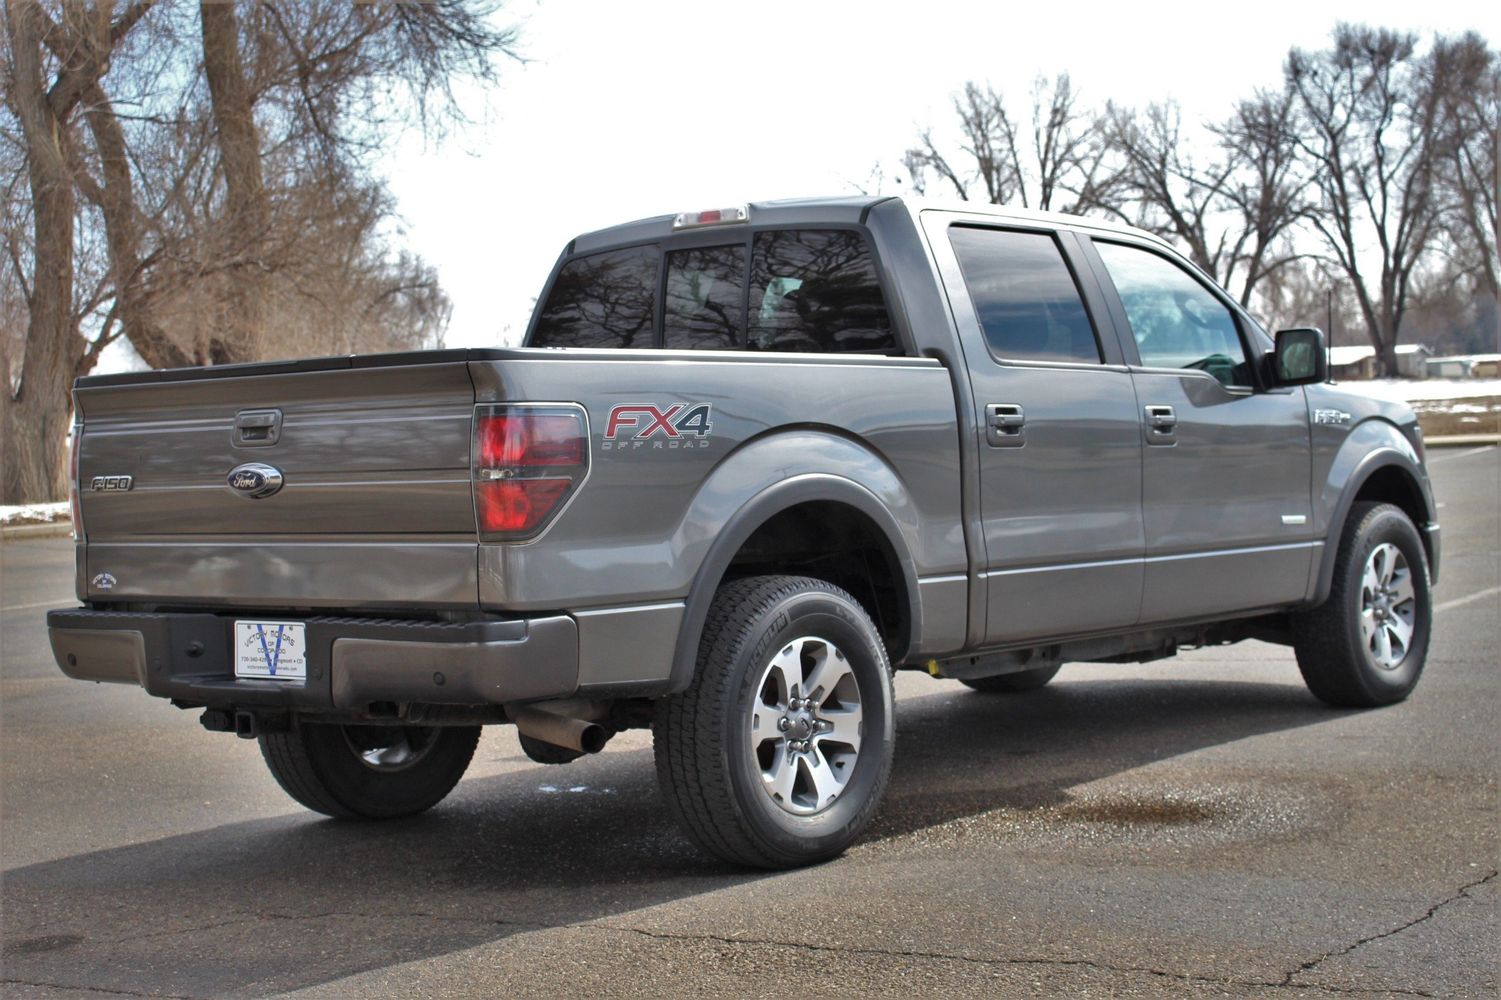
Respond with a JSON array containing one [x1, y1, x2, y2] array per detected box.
[[234, 409, 282, 447]]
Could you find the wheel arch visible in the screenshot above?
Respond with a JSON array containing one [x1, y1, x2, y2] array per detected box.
[[1313, 445, 1437, 605], [667, 474, 922, 694]]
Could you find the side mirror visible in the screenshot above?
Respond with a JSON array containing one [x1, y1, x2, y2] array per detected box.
[[1272, 327, 1327, 386]]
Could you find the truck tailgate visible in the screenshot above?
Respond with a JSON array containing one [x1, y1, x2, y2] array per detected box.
[[75, 359, 479, 609]]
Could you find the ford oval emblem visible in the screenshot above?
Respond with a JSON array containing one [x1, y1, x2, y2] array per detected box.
[[227, 462, 284, 499]]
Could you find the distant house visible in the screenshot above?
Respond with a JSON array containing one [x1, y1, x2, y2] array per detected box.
[[1327, 344, 1431, 380], [1425, 354, 1501, 379]]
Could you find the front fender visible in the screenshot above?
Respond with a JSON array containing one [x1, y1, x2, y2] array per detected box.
[[666, 429, 927, 693], [1311, 417, 1437, 604]]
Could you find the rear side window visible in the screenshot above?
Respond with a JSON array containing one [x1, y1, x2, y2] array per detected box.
[[664, 245, 745, 350], [531, 246, 658, 348], [949, 227, 1102, 364], [749, 231, 894, 353]]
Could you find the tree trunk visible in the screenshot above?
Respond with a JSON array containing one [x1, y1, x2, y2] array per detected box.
[[81, 82, 195, 371], [3, 1, 89, 503], [200, 1, 266, 365]]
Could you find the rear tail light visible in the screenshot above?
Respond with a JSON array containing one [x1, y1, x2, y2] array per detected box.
[[68, 417, 83, 541], [472, 405, 588, 539]]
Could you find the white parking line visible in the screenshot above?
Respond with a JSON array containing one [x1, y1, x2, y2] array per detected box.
[[0, 598, 73, 614], [1428, 444, 1497, 463], [1435, 586, 1501, 614]]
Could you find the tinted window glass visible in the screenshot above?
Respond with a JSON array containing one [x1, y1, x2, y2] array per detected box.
[[949, 227, 1101, 364], [664, 244, 745, 350], [531, 246, 658, 348], [750, 230, 894, 353], [1094, 241, 1251, 387]]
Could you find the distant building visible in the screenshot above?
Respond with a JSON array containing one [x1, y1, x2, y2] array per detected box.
[[1327, 344, 1431, 380], [1424, 354, 1501, 379]]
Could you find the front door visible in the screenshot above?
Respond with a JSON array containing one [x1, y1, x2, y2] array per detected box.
[[1087, 238, 1315, 622], [926, 217, 1145, 644]]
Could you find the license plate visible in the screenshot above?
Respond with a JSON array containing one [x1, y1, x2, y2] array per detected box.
[[233, 621, 308, 681]]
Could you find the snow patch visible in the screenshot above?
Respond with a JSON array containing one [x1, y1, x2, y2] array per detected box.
[[0, 502, 70, 526], [1336, 379, 1501, 402]]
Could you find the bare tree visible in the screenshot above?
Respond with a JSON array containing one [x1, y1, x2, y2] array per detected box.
[[2, 0, 151, 504], [1429, 31, 1499, 347], [1213, 89, 1311, 306], [904, 75, 1119, 215], [198, 1, 266, 364], [1287, 25, 1448, 376], [1107, 101, 1235, 280], [2, 1, 519, 502]]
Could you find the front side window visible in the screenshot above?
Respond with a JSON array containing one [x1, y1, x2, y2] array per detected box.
[[531, 246, 658, 349], [664, 244, 745, 350], [749, 230, 894, 353], [1094, 241, 1252, 387]]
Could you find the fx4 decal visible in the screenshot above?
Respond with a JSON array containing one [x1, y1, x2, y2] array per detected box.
[[604, 403, 713, 450]]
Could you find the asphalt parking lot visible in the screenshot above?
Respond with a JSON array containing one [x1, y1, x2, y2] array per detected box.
[[2, 444, 1496, 999]]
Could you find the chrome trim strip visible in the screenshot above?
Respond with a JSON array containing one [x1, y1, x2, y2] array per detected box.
[[981, 541, 1323, 578]]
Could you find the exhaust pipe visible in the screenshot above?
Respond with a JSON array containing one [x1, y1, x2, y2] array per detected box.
[[512, 706, 608, 755]]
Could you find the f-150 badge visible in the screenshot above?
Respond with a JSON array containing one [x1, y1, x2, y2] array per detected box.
[[1313, 408, 1352, 425], [603, 403, 713, 450]]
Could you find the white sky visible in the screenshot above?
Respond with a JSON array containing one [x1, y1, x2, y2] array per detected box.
[[98, 0, 1497, 371]]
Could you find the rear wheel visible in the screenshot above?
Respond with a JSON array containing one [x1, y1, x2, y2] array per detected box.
[[653, 575, 895, 869], [960, 664, 1061, 693], [1293, 502, 1432, 707], [259, 721, 479, 819]]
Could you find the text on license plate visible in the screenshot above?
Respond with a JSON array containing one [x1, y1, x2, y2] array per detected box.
[[234, 621, 307, 681]]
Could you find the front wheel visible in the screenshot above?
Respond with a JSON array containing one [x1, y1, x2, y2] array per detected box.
[[258, 721, 480, 819], [1292, 502, 1433, 707], [653, 576, 895, 869]]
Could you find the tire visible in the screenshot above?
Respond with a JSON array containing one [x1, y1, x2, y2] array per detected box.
[[960, 664, 1061, 693], [258, 721, 480, 820], [1293, 502, 1432, 708], [653, 575, 895, 869]]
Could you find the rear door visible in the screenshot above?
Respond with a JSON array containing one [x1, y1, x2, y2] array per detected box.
[[923, 214, 1145, 643], [1083, 237, 1314, 621]]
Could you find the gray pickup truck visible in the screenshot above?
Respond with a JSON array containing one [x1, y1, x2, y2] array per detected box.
[[49, 196, 1439, 868]]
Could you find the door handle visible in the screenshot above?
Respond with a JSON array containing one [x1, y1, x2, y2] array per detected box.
[[1144, 404, 1176, 445], [985, 404, 1025, 447]]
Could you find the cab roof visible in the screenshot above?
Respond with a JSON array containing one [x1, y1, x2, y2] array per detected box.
[[567, 195, 1173, 256]]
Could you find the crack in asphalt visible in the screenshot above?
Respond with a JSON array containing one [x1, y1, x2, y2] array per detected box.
[[588, 922, 1432, 996], [0, 979, 206, 1000], [1283, 869, 1498, 990], [15, 882, 1493, 1000]]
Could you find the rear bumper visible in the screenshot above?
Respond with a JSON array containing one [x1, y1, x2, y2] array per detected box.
[[47, 609, 579, 711]]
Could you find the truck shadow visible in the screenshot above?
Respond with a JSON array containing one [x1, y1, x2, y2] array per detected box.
[[2, 674, 1342, 997]]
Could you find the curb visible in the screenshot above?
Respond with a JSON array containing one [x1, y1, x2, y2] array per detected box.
[[1, 522, 74, 541]]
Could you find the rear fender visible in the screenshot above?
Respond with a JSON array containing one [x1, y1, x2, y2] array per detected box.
[[666, 430, 924, 694]]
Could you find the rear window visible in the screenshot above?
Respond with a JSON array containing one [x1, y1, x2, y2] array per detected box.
[[530, 229, 897, 354], [664, 245, 745, 350], [531, 246, 658, 349], [749, 230, 894, 353]]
